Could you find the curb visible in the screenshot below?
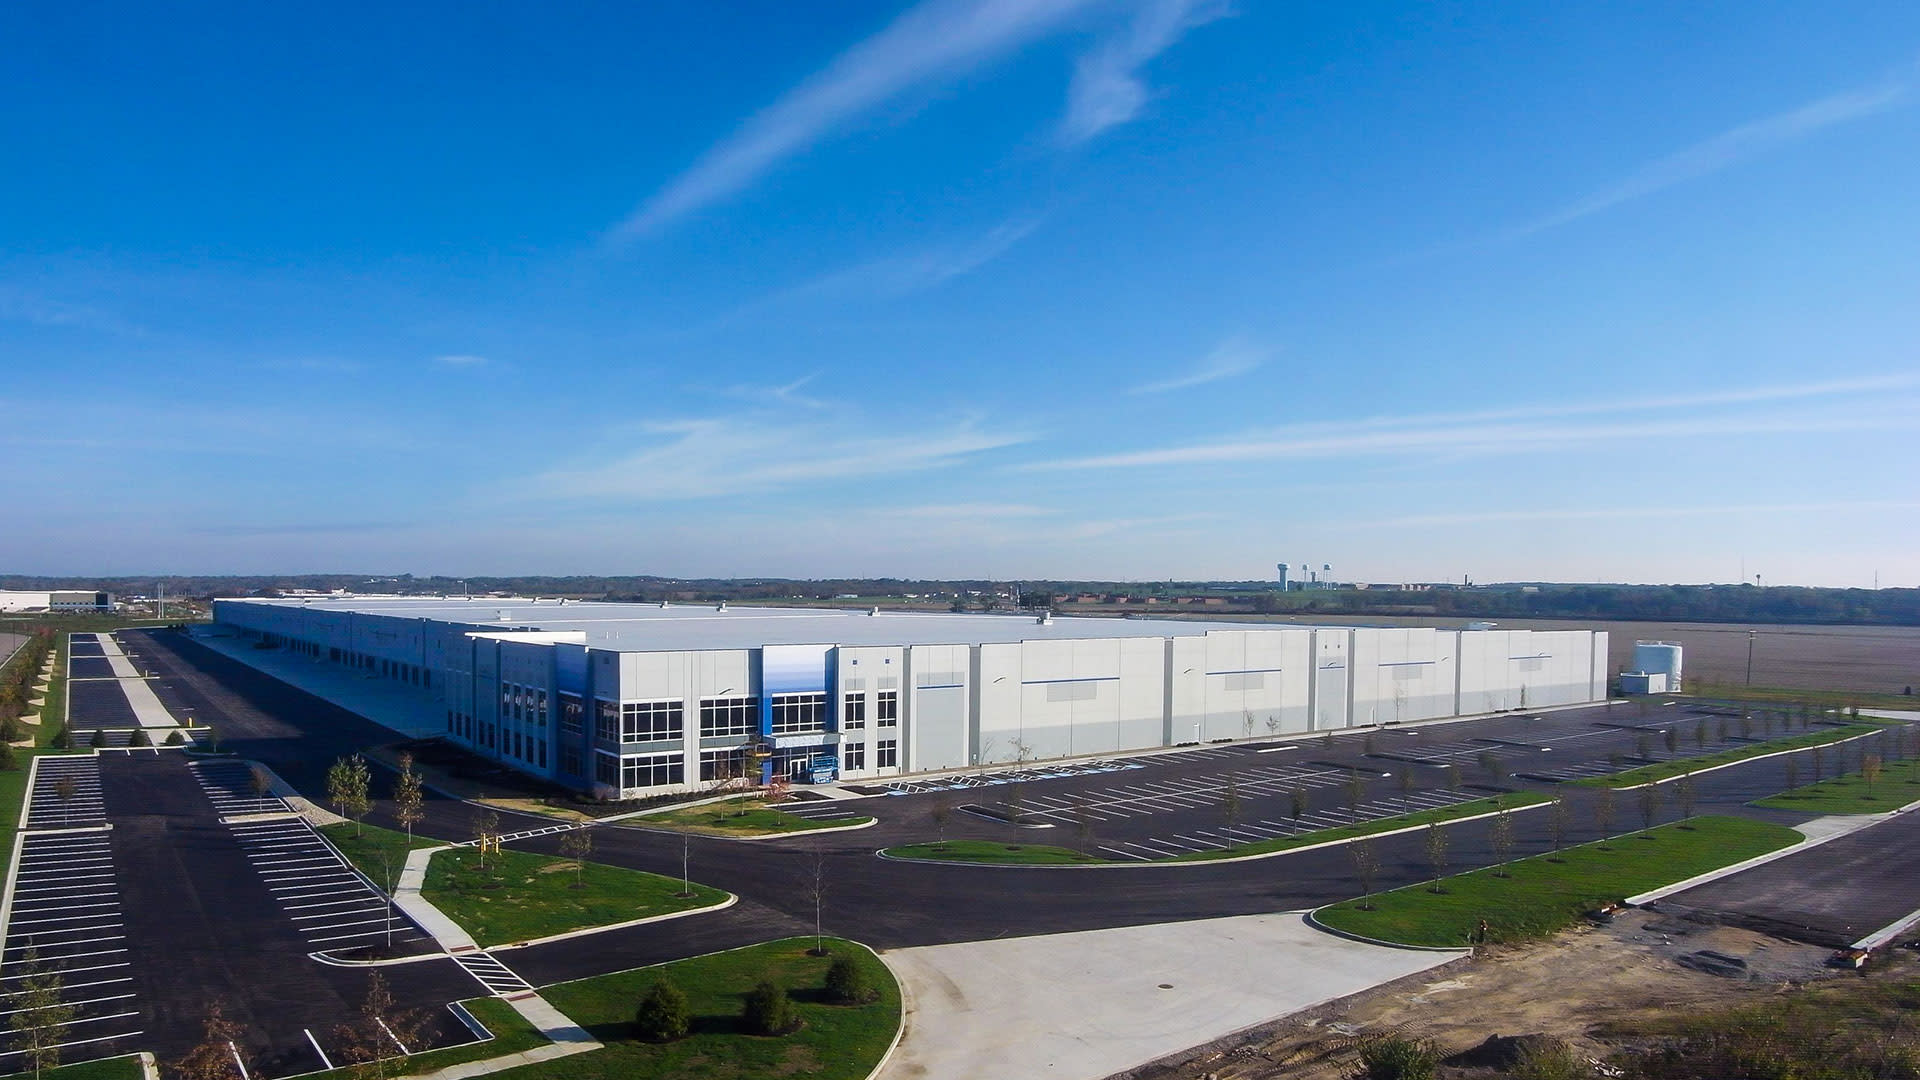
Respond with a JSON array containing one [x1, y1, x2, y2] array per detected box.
[[862, 942, 909, 1080], [873, 796, 1552, 870], [1625, 806, 1909, 907], [489, 893, 740, 952], [614, 812, 879, 842], [1300, 907, 1476, 954]]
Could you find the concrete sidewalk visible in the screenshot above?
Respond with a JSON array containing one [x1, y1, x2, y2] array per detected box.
[[877, 913, 1465, 1080]]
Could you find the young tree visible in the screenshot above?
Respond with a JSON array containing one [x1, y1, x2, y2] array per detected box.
[[1350, 837, 1381, 910], [1634, 733, 1653, 760], [88, 729, 107, 749], [1072, 793, 1094, 848], [1675, 771, 1698, 820], [1289, 785, 1309, 822], [559, 827, 593, 890], [327, 754, 373, 837], [172, 1001, 251, 1080], [1363, 732, 1377, 755], [1862, 754, 1883, 798], [391, 753, 424, 842], [1663, 727, 1678, 755], [331, 971, 427, 1080], [469, 807, 500, 872], [1546, 795, 1569, 854], [742, 979, 797, 1036], [633, 980, 690, 1042], [1488, 810, 1515, 876], [1594, 787, 1617, 842], [1346, 770, 1368, 824], [804, 844, 829, 956], [249, 764, 275, 813], [7, 947, 74, 1079], [1810, 743, 1826, 783], [1220, 772, 1242, 849], [1242, 709, 1256, 740], [1397, 768, 1416, 810], [1693, 721, 1708, 750], [928, 790, 952, 845], [53, 775, 77, 827], [1423, 824, 1449, 892], [1783, 755, 1800, 791], [1636, 782, 1662, 835], [1445, 763, 1462, 793], [1003, 739, 1033, 823]]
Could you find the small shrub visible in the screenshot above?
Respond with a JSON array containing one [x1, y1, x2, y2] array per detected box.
[[741, 979, 798, 1036], [1356, 1032, 1439, 1080], [165, 730, 185, 746], [52, 725, 72, 749], [632, 980, 689, 1042], [1510, 1038, 1594, 1080], [824, 952, 877, 1005], [89, 729, 108, 749], [131, 728, 153, 747], [0, 743, 15, 771]]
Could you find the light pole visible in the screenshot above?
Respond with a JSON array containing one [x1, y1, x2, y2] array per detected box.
[[1746, 629, 1756, 686]]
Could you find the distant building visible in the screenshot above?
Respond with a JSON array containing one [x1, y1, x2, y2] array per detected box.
[[0, 590, 113, 612]]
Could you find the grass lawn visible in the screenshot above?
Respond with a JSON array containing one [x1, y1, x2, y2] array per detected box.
[[0, 1054, 147, 1080], [299, 996, 548, 1080], [885, 839, 1104, 864], [323, 822, 730, 947], [509, 937, 900, 1080], [1573, 723, 1886, 788], [1753, 757, 1920, 814], [321, 821, 441, 888], [643, 797, 873, 836], [1315, 815, 1802, 947], [880, 791, 1550, 865], [1, 632, 93, 843]]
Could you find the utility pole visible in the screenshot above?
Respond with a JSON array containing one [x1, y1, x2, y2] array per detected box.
[[1746, 629, 1756, 686]]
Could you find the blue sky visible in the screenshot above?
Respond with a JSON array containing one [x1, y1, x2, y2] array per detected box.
[[4, 1, 1917, 585]]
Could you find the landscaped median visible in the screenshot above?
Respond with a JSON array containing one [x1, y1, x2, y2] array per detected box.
[[1754, 756, 1920, 815], [638, 795, 874, 837], [882, 791, 1552, 866], [294, 996, 548, 1080], [12, 1054, 149, 1080], [1570, 723, 1888, 789], [1313, 815, 1803, 948], [323, 822, 729, 948]]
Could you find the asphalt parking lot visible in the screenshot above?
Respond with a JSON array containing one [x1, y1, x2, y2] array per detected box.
[[0, 829, 144, 1068], [1655, 808, 1920, 948], [24, 756, 106, 829], [228, 816, 434, 954]]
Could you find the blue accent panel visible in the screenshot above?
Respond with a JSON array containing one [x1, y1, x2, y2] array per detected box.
[[917, 683, 964, 690], [1020, 675, 1120, 685], [1203, 667, 1287, 676], [825, 648, 838, 732]]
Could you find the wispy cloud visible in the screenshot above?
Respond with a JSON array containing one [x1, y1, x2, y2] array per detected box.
[[718, 374, 833, 410], [785, 218, 1042, 301], [0, 288, 143, 337], [1024, 372, 1920, 470], [262, 356, 366, 374], [1374, 500, 1920, 528], [1129, 336, 1264, 394], [1060, 0, 1231, 144], [526, 416, 1028, 501], [435, 354, 489, 368], [610, 0, 1227, 239], [1509, 76, 1910, 238]]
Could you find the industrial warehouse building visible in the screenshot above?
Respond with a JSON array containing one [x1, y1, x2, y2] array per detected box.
[[213, 597, 1609, 800]]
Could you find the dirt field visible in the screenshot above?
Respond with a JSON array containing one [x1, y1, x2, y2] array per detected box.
[[1119, 909, 1892, 1080], [1232, 614, 1920, 696]]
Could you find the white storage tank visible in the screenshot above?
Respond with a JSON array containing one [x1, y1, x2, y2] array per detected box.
[[1631, 641, 1683, 691]]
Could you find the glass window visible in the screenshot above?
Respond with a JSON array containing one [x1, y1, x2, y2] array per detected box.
[[594, 751, 619, 787], [620, 700, 683, 742], [770, 692, 827, 735], [561, 747, 583, 777], [843, 743, 865, 770], [559, 693, 584, 734], [620, 753, 685, 790], [700, 697, 759, 737], [699, 747, 748, 782], [876, 739, 898, 768], [595, 699, 620, 743], [843, 694, 866, 729], [876, 690, 898, 727]]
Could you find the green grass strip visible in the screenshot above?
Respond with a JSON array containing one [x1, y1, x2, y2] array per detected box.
[[1753, 756, 1920, 814], [322, 822, 730, 948], [882, 791, 1550, 865], [1572, 723, 1885, 788], [529, 937, 901, 1080], [1315, 815, 1802, 947], [643, 796, 873, 836], [2, 1054, 148, 1080]]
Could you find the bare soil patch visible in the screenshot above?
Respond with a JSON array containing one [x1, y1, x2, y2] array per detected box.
[[1117, 909, 1889, 1080]]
